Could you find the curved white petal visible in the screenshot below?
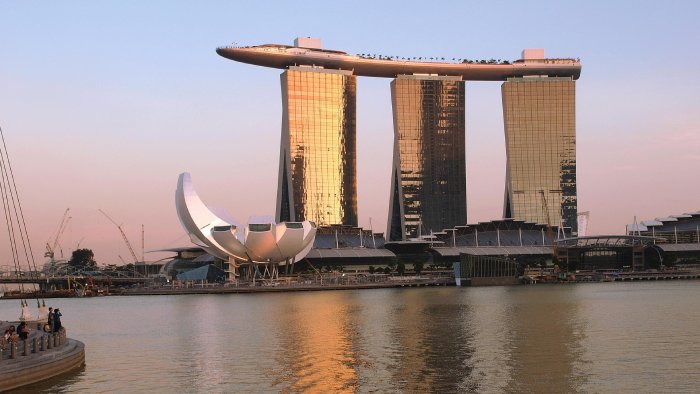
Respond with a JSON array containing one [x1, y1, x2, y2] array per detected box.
[[244, 222, 282, 262], [276, 222, 305, 259], [211, 225, 249, 260], [175, 172, 231, 260], [295, 222, 317, 261]]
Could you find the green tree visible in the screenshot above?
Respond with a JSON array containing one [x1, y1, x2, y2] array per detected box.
[[68, 248, 97, 269], [413, 262, 424, 275], [397, 262, 406, 276]]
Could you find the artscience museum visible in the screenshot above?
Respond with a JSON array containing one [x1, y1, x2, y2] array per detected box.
[[175, 172, 317, 281]]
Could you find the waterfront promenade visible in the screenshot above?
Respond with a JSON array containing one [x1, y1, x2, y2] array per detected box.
[[122, 275, 455, 296], [523, 268, 700, 284], [0, 322, 85, 391]]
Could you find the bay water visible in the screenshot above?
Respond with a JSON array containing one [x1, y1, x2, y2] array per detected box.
[[1, 281, 699, 393]]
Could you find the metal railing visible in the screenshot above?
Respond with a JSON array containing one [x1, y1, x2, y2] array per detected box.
[[0, 326, 67, 361]]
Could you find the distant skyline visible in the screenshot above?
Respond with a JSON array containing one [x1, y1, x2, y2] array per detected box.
[[1, 1, 698, 265]]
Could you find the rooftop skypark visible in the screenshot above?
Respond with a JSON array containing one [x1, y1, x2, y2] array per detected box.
[[216, 41, 581, 80]]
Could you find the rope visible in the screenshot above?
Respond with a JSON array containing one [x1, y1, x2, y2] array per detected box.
[[0, 125, 43, 307], [0, 127, 26, 302]]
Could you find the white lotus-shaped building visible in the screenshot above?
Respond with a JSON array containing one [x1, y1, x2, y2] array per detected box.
[[175, 172, 316, 279]]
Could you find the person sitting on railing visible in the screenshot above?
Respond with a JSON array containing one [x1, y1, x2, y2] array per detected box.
[[47, 307, 54, 332], [3, 326, 12, 342], [3, 325, 18, 343], [17, 321, 28, 340]]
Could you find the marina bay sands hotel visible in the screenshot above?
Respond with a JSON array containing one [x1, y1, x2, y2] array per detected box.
[[216, 38, 581, 240]]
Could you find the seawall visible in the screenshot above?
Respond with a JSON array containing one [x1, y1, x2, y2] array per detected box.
[[0, 324, 85, 391]]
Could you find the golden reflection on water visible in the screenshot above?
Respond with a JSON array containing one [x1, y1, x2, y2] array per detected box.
[[272, 292, 359, 393], [270, 289, 482, 393]]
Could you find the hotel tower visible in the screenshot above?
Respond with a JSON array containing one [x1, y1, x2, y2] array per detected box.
[[387, 75, 466, 240], [502, 50, 577, 231], [276, 63, 357, 226], [217, 39, 581, 233]]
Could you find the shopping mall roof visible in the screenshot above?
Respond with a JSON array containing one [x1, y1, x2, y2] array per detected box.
[[305, 248, 396, 259], [431, 246, 553, 257], [656, 243, 700, 252]]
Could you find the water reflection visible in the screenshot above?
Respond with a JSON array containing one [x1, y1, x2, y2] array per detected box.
[[500, 286, 588, 393], [272, 292, 359, 392], [385, 289, 477, 392], [0, 283, 698, 393]]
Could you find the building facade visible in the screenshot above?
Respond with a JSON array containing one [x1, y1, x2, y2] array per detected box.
[[276, 66, 358, 226], [502, 76, 577, 231], [387, 75, 466, 240], [218, 40, 582, 236]]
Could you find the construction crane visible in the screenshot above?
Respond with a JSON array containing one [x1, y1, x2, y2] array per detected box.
[[99, 209, 139, 264], [45, 208, 71, 260]]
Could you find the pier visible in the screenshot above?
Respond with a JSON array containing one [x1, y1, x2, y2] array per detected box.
[[523, 268, 699, 284], [614, 271, 699, 281], [0, 322, 85, 391]]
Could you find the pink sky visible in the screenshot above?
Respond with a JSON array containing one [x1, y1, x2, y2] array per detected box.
[[0, 1, 698, 266]]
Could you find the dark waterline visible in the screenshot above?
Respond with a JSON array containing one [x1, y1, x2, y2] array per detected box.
[[1, 281, 699, 393]]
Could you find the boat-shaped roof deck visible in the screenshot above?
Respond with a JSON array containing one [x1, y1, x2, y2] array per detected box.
[[216, 44, 581, 81]]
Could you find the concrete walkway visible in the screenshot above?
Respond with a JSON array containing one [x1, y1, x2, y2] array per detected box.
[[0, 321, 85, 391]]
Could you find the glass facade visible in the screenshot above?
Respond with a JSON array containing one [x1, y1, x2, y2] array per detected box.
[[502, 77, 577, 231], [388, 75, 466, 240], [277, 67, 358, 226]]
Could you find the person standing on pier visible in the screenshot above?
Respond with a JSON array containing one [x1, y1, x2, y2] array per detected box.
[[53, 308, 62, 332], [47, 307, 54, 332]]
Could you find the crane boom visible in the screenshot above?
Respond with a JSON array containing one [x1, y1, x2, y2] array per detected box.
[[53, 216, 71, 255], [99, 209, 139, 263], [54, 208, 70, 240], [45, 208, 71, 259]]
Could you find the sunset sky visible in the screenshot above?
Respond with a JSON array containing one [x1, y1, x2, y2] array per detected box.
[[1, 1, 698, 266]]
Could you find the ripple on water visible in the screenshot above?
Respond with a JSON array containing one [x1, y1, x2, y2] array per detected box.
[[1, 283, 698, 392]]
